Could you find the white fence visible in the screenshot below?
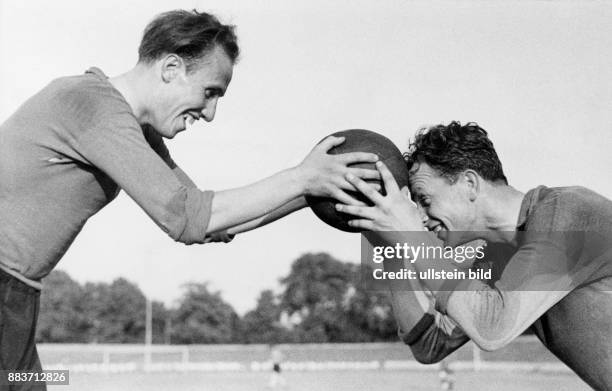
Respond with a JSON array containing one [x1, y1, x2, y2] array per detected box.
[[38, 337, 572, 374]]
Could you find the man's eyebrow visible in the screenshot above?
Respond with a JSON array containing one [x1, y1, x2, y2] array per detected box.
[[411, 183, 432, 201], [218, 86, 228, 96]]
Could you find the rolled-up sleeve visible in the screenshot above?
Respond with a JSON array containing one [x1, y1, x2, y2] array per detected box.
[[143, 125, 233, 244], [75, 114, 214, 244], [399, 312, 470, 364], [165, 188, 215, 244]]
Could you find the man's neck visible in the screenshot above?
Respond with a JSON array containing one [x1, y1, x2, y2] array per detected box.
[[481, 185, 525, 244], [108, 64, 153, 125]]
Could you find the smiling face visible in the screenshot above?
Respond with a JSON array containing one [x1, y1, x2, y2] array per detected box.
[[150, 45, 234, 138], [409, 161, 480, 246]]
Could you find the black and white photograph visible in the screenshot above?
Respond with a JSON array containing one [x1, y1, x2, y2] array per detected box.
[[0, 1, 611, 390]]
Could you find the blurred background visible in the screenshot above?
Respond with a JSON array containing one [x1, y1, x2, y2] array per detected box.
[[0, 0, 610, 389]]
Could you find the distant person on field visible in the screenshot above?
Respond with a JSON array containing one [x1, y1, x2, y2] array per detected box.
[[268, 344, 286, 389]]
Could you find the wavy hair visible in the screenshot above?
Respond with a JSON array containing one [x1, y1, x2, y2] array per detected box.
[[138, 9, 239, 72], [404, 121, 508, 185]]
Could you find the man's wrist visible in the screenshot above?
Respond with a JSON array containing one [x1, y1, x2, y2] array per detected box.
[[288, 165, 309, 196]]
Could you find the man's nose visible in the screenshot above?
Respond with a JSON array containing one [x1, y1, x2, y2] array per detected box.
[[201, 99, 218, 122]]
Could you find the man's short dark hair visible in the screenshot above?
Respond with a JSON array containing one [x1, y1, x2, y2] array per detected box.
[[138, 10, 239, 71], [404, 121, 508, 185]]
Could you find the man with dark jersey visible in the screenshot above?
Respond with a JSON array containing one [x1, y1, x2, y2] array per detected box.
[[0, 10, 380, 390], [337, 122, 612, 390]]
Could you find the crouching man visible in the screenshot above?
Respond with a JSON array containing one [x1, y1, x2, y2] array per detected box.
[[338, 122, 612, 390]]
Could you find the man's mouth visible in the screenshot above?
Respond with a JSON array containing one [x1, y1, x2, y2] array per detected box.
[[182, 112, 201, 126], [428, 222, 447, 238]]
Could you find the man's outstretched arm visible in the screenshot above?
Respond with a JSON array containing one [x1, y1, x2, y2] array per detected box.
[[157, 138, 307, 242], [437, 238, 577, 351], [370, 231, 576, 351], [391, 287, 470, 363], [205, 136, 379, 234], [382, 251, 470, 363], [79, 118, 380, 245]]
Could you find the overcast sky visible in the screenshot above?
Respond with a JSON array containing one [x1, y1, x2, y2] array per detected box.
[[1, 0, 611, 313]]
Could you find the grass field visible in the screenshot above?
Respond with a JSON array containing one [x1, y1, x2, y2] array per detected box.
[[37, 340, 591, 391], [49, 370, 589, 391]]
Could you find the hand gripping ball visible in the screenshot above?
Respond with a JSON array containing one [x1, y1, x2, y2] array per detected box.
[[305, 129, 410, 232]]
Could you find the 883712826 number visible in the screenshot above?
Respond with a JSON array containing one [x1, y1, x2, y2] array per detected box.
[[1, 370, 69, 385]]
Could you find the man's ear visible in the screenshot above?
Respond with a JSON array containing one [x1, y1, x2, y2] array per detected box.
[[463, 170, 480, 201], [160, 54, 186, 83]]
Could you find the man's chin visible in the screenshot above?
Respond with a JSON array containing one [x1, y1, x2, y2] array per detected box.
[[165, 127, 184, 139], [435, 229, 446, 242], [434, 225, 449, 242], [148, 123, 180, 139], [443, 231, 478, 247], [440, 230, 460, 247]]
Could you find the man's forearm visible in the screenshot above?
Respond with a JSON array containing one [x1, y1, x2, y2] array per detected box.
[[444, 285, 570, 351], [384, 255, 431, 333], [208, 168, 304, 233], [370, 231, 460, 293], [384, 258, 470, 364], [375, 231, 521, 351], [430, 245, 576, 351], [225, 196, 308, 235]]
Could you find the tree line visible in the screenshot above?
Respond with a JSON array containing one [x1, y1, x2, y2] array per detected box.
[[37, 253, 398, 344]]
